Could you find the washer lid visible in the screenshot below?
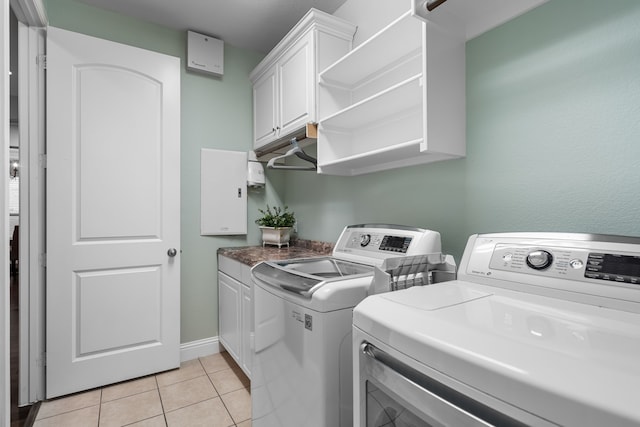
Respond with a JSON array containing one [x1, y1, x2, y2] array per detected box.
[[277, 257, 373, 278], [354, 282, 640, 427], [252, 256, 374, 298]]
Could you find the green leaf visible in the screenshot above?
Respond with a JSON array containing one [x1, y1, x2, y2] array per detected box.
[[255, 204, 296, 228]]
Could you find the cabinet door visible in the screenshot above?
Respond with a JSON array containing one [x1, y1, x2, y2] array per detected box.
[[253, 67, 278, 149], [241, 283, 253, 378], [218, 272, 241, 363], [278, 32, 315, 137]]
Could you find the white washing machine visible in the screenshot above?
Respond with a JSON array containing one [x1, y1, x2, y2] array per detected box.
[[353, 232, 640, 427], [251, 224, 453, 427]]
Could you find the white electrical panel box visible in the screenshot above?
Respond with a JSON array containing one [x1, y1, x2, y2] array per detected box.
[[201, 149, 247, 235], [187, 30, 224, 76]]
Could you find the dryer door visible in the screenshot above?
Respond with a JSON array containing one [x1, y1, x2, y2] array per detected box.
[[357, 343, 556, 427]]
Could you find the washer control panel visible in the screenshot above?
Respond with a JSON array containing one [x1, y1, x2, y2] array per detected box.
[[345, 232, 412, 253], [333, 225, 443, 265]]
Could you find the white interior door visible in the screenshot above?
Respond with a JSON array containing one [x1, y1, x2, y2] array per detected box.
[[46, 27, 181, 399]]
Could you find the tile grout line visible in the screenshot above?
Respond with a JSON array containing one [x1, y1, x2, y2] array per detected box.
[[200, 357, 239, 426], [97, 388, 102, 427], [155, 358, 232, 424], [154, 375, 169, 427], [34, 390, 102, 423], [117, 380, 166, 427], [198, 358, 252, 427]]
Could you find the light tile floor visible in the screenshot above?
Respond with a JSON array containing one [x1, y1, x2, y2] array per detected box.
[[34, 352, 251, 427]]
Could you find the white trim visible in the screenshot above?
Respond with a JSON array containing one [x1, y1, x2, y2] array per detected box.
[[1, 0, 11, 424], [180, 336, 223, 362], [249, 8, 355, 82], [9, 0, 46, 27], [18, 22, 46, 405]]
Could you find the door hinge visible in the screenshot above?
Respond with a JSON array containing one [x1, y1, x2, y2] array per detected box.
[[36, 54, 46, 69], [39, 154, 47, 169], [40, 253, 46, 268]]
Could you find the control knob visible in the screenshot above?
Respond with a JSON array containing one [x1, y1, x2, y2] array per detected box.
[[360, 234, 371, 247], [526, 250, 553, 270]]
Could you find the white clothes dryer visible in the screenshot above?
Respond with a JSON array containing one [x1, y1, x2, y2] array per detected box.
[[353, 232, 640, 427]]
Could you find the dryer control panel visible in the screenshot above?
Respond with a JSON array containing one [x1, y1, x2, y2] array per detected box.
[[487, 244, 640, 286], [584, 253, 640, 284], [459, 232, 640, 308]]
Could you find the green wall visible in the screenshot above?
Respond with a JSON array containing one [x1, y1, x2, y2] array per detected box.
[[284, 0, 640, 261], [465, 0, 640, 240], [44, 0, 640, 345], [44, 0, 288, 344]]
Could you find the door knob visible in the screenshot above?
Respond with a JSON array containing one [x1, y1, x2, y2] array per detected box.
[[167, 248, 178, 257]]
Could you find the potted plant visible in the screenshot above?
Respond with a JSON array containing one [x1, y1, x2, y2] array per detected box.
[[255, 205, 296, 248]]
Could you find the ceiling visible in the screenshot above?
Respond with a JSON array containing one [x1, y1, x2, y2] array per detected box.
[[77, 0, 348, 54]]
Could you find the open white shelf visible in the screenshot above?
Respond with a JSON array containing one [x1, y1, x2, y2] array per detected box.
[[318, 139, 422, 175], [321, 75, 422, 131], [313, 1, 552, 175], [320, 12, 423, 89], [317, 138, 459, 176], [316, 7, 465, 176]]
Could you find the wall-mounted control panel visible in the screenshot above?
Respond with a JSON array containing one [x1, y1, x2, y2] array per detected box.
[[187, 31, 224, 76]]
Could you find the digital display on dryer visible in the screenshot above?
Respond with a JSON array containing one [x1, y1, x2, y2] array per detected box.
[[585, 253, 640, 284]]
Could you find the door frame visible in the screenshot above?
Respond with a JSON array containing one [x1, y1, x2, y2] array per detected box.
[[2, 1, 12, 424], [2, 0, 46, 421], [17, 21, 46, 405]]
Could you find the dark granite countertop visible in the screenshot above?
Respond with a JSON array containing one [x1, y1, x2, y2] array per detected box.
[[217, 239, 334, 267]]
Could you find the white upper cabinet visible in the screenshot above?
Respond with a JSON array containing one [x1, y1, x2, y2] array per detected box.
[[250, 9, 356, 153], [277, 32, 314, 138], [411, 0, 549, 40], [253, 67, 277, 148]]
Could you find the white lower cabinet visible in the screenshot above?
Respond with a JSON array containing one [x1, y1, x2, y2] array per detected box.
[[218, 256, 253, 379], [241, 285, 253, 377]]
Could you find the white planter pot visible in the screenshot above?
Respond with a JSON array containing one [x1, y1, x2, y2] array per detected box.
[[260, 227, 292, 248]]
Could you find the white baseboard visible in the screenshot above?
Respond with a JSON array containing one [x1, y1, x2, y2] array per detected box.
[[180, 336, 222, 362]]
